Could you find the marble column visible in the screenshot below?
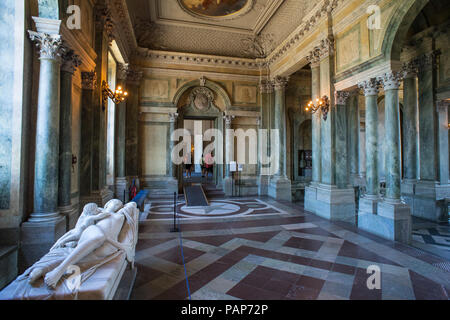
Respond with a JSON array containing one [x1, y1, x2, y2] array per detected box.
[[114, 64, 129, 203], [335, 91, 350, 189], [372, 72, 411, 244], [415, 52, 449, 222], [401, 62, 419, 208], [79, 71, 96, 201], [258, 80, 273, 196], [358, 79, 380, 215], [268, 76, 292, 201], [223, 115, 235, 196], [58, 48, 81, 230], [347, 91, 360, 186], [125, 69, 143, 190], [21, 19, 67, 267]]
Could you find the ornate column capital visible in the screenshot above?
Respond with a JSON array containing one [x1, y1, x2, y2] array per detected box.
[[318, 37, 335, 59], [379, 71, 403, 90], [117, 63, 129, 81], [224, 114, 235, 128], [358, 78, 380, 96], [437, 100, 450, 112], [61, 48, 82, 74], [81, 71, 97, 90], [28, 31, 63, 61], [95, 4, 115, 44], [306, 47, 321, 68], [272, 76, 289, 91], [126, 68, 143, 85], [259, 79, 273, 94], [335, 91, 350, 105], [402, 60, 419, 79], [169, 112, 179, 123]]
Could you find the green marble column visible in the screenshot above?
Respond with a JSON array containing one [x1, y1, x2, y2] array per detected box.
[[402, 65, 419, 181], [115, 64, 128, 180], [347, 92, 360, 184], [125, 69, 143, 181], [335, 91, 350, 189], [169, 113, 179, 178], [417, 53, 438, 182], [258, 80, 273, 196], [58, 49, 81, 209], [223, 115, 235, 196], [80, 71, 96, 197], [28, 31, 64, 222], [308, 52, 322, 185], [380, 72, 403, 201], [273, 76, 289, 178], [437, 100, 449, 184], [358, 79, 380, 198]]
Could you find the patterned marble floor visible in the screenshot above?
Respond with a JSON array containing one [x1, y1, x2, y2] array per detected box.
[[131, 198, 450, 300]]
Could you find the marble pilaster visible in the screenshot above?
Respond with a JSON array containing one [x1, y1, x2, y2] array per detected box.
[[268, 76, 292, 202], [258, 80, 273, 196], [347, 91, 360, 186], [335, 91, 350, 189], [58, 48, 81, 230], [114, 64, 129, 202]]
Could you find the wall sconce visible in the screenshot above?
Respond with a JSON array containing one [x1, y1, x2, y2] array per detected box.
[[304, 96, 330, 121], [102, 80, 128, 111]]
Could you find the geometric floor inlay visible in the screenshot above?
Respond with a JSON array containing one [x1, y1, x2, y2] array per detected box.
[[132, 198, 450, 300]]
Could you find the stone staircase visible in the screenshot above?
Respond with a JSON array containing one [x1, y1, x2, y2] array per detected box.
[[203, 184, 226, 199], [0, 245, 18, 291]]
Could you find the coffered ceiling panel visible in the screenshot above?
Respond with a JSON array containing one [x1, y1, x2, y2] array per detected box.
[[126, 0, 318, 59]]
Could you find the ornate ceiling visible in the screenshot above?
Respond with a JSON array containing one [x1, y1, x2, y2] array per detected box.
[[125, 0, 318, 59]]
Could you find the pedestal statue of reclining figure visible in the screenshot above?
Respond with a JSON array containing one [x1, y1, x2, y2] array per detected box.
[[19, 199, 137, 290]]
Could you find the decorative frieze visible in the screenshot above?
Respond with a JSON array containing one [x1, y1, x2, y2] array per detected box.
[[379, 71, 403, 91], [272, 76, 289, 91], [28, 31, 63, 61], [95, 4, 115, 44], [335, 91, 350, 105], [61, 48, 82, 74], [358, 78, 380, 96], [318, 37, 335, 59], [81, 71, 97, 90], [306, 47, 321, 68]]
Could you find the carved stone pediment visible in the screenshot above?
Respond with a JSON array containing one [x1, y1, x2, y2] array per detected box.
[[190, 87, 214, 112]]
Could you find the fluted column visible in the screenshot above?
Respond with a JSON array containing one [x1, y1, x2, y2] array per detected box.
[[307, 50, 322, 185], [359, 79, 380, 199], [58, 48, 81, 229], [380, 72, 403, 201], [402, 62, 419, 181], [28, 30, 64, 222]]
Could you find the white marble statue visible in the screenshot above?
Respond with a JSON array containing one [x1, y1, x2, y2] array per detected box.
[[19, 200, 138, 290]]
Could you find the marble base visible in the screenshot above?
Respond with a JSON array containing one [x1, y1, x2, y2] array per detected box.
[[0, 245, 18, 290], [115, 177, 130, 203], [359, 200, 412, 244], [20, 215, 67, 271], [223, 177, 233, 197], [401, 179, 417, 210], [409, 181, 449, 222], [305, 184, 355, 223], [258, 175, 270, 196], [358, 195, 380, 215], [79, 188, 114, 210], [268, 176, 292, 202], [58, 204, 79, 231]]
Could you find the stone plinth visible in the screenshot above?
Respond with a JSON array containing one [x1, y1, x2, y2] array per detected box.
[[115, 177, 130, 203], [258, 175, 270, 196], [268, 176, 292, 202], [412, 181, 450, 222], [358, 195, 380, 215], [223, 177, 233, 197]]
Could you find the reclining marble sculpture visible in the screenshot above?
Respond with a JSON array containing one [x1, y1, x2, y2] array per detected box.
[[0, 199, 139, 300]]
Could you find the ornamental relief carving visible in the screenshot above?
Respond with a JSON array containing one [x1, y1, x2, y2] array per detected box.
[[190, 87, 215, 112]]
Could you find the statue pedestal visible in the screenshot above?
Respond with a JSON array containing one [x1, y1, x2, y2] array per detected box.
[[115, 177, 130, 203]]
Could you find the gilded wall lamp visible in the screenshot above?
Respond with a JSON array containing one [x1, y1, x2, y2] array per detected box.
[[102, 80, 128, 111], [304, 96, 330, 121]]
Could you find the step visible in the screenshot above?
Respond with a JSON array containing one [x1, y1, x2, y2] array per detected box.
[[0, 245, 18, 291]]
